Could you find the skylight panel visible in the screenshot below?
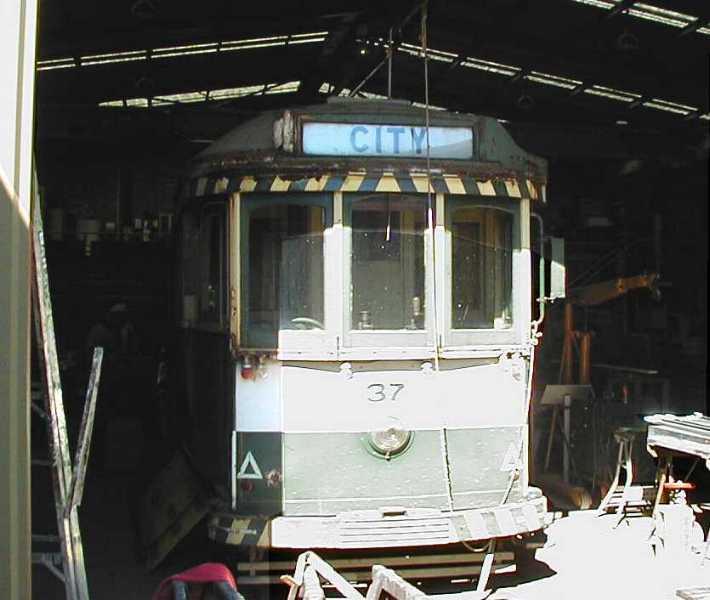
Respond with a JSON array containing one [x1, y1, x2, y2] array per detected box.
[[153, 43, 219, 59], [125, 98, 149, 107], [571, 0, 706, 34], [525, 71, 582, 90], [398, 42, 457, 63], [632, 3, 696, 24], [461, 57, 520, 76], [81, 50, 148, 66], [571, 0, 617, 9], [210, 84, 268, 100], [41, 31, 328, 71], [99, 80, 301, 108], [642, 98, 696, 115], [156, 90, 209, 103], [264, 81, 301, 94], [627, 7, 688, 28], [292, 31, 328, 38], [584, 84, 641, 102], [36, 57, 76, 71], [221, 32, 327, 51], [288, 37, 327, 45], [288, 32, 328, 45]]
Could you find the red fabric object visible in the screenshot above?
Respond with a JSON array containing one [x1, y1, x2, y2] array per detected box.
[[152, 563, 237, 600]]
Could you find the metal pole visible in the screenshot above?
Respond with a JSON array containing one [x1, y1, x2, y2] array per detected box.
[[387, 27, 393, 98]]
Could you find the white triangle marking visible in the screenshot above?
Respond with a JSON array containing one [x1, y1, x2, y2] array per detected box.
[[237, 451, 263, 480], [500, 442, 522, 472]]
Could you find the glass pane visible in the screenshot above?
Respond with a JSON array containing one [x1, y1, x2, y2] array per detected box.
[[451, 206, 513, 329], [246, 204, 325, 347], [350, 194, 427, 330], [199, 209, 226, 323], [180, 209, 200, 324]]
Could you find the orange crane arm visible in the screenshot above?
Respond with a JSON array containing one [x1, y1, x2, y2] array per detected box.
[[567, 273, 660, 307]]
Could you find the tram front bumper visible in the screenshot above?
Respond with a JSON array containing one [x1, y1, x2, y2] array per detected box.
[[208, 488, 548, 549]]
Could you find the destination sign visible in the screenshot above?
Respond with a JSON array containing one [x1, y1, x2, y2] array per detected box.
[[302, 122, 474, 160]]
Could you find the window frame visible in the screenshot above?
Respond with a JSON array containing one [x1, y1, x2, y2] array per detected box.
[[178, 197, 230, 333], [440, 195, 528, 348], [341, 192, 436, 354], [237, 192, 336, 356]]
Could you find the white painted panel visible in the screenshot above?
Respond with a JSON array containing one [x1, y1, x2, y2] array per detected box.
[[282, 359, 527, 433], [235, 361, 282, 431]]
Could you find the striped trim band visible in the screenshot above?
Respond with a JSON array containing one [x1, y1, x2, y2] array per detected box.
[[188, 172, 545, 202], [207, 514, 270, 547]]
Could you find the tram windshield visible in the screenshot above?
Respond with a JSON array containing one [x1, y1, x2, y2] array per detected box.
[[243, 198, 327, 348], [349, 194, 428, 331], [451, 205, 513, 329], [236, 193, 519, 350]]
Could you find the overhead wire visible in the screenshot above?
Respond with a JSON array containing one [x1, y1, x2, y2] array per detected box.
[[420, 0, 440, 373], [420, 0, 455, 518]]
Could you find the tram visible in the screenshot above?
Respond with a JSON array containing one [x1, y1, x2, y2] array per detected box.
[[176, 97, 560, 563]]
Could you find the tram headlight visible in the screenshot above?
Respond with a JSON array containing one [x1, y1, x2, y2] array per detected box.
[[368, 423, 412, 457]]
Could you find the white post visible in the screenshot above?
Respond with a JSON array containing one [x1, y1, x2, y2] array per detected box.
[[0, 0, 39, 598]]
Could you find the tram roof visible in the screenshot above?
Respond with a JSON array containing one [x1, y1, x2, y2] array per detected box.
[[191, 97, 548, 182]]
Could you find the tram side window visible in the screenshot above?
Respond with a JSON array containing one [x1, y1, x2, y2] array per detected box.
[[199, 207, 227, 324], [245, 202, 325, 348], [180, 209, 201, 325], [178, 204, 227, 327], [350, 194, 427, 330], [451, 206, 513, 329]]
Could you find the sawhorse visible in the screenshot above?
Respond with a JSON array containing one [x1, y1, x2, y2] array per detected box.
[[597, 427, 653, 527]]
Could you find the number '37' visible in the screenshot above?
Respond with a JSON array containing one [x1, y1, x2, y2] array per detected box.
[[367, 383, 405, 402]]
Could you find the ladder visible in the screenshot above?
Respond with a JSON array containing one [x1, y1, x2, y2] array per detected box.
[[31, 177, 103, 600]]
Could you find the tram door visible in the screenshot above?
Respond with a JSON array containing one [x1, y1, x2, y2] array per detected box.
[[179, 200, 234, 488]]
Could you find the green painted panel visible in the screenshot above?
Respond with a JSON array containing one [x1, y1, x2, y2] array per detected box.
[[446, 426, 524, 509], [235, 431, 282, 516], [283, 431, 449, 515]]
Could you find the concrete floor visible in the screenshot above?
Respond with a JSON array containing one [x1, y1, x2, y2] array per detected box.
[[488, 511, 710, 600], [32, 475, 710, 599]]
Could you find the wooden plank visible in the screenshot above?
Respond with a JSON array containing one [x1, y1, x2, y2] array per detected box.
[[237, 551, 514, 573], [371, 565, 427, 600], [305, 552, 365, 600], [302, 565, 325, 600]]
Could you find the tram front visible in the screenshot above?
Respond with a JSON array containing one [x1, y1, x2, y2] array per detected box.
[[179, 98, 551, 554]]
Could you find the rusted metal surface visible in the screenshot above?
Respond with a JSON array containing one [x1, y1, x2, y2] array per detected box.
[[646, 413, 710, 470]]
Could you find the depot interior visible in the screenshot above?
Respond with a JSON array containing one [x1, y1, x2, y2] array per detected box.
[[29, 0, 708, 596]]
